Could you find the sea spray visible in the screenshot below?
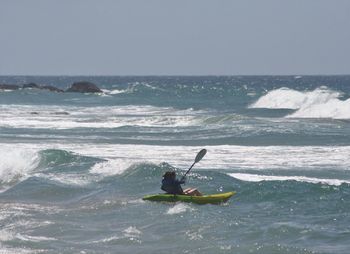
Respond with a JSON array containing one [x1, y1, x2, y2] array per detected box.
[[250, 86, 350, 119], [0, 148, 39, 188], [166, 203, 194, 215], [287, 97, 350, 119], [250, 87, 341, 109], [90, 159, 133, 176]]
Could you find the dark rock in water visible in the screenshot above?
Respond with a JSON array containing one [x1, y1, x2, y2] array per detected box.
[[66, 81, 102, 93], [2, 81, 100, 93], [40, 85, 64, 93], [23, 83, 39, 89], [0, 84, 20, 90], [30, 112, 39, 115], [22, 83, 63, 92], [52, 112, 70, 115]]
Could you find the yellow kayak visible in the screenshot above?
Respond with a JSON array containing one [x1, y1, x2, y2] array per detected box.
[[142, 191, 235, 204]]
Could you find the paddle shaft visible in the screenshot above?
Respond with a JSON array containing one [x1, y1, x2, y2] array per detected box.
[[180, 149, 207, 181], [181, 161, 196, 181]]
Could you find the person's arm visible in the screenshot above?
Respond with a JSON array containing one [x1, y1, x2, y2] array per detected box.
[[176, 177, 186, 185]]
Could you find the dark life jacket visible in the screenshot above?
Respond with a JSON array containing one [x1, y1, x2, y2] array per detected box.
[[161, 178, 185, 195]]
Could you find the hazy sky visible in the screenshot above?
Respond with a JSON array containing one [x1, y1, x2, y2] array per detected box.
[[1, 0, 349, 75]]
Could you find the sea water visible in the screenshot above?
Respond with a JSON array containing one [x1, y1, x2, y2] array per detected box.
[[0, 76, 350, 253]]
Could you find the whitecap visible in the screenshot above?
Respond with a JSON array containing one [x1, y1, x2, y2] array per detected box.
[[3, 143, 350, 172], [250, 87, 341, 110], [0, 229, 15, 242], [250, 87, 350, 119], [123, 226, 142, 238], [166, 203, 194, 215], [33, 172, 91, 186], [16, 234, 56, 242], [109, 89, 128, 95], [90, 159, 133, 176], [0, 148, 40, 191], [287, 97, 350, 119], [0, 104, 202, 129], [228, 173, 350, 186]]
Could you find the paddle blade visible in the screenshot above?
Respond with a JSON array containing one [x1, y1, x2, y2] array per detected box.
[[194, 149, 207, 163]]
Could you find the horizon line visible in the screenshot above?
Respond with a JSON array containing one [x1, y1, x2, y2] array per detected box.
[[1, 74, 350, 77]]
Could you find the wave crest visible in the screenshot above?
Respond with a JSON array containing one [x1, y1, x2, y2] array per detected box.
[[229, 173, 350, 186], [0, 148, 40, 190], [250, 87, 350, 119]]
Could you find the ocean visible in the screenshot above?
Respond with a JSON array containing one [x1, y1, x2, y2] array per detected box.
[[1, 75, 350, 254]]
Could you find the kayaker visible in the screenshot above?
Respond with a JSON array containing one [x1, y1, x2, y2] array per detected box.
[[161, 171, 202, 196]]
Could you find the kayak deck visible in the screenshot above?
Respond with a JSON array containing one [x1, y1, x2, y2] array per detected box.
[[142, 191, 235, 204]]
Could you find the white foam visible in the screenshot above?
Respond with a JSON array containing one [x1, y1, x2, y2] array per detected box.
[[123, 226, 142, 243], [91, 235, 120, 243], [1, 143, 350, 189], [91, 226, 142, 244], [220, 245, 232, 250], [0, 104, 201, 129], [0, 148, 40, 190], [0, 229, 14, 242], [250, 87, 340, 110], [15, 234, 56, 242], [0, 247, 35, 254], [166, 203, 194, 215], [123, 226, 142, 238], [185, 228, 204, 240], [0, 89, 15, 92], [90, 159, 133, 176], [0, 202, 60, 215], [108, 89, 128, 95], [287, 97, 350, 119], [3, 143, 350, 173], [34, 173, 91, 186], [250, 87, 350, 119], [229, 173, 350, 186]]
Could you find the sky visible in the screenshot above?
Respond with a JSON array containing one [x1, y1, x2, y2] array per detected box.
[[0, 0, 350, 75]]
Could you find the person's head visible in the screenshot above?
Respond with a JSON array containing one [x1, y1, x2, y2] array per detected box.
[[163, 171, 176, 180]]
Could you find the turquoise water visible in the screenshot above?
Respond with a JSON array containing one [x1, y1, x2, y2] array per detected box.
[[1, 76, 350, 253]]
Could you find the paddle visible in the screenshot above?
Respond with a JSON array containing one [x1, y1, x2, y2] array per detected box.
[[181, 149, 207, 181]]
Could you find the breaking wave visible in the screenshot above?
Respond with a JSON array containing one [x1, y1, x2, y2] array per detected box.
[[0, 148, 40, 191], [0, 105, 201, 129], [229, 173, 350, 186], [250, 87, 350, 119]]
